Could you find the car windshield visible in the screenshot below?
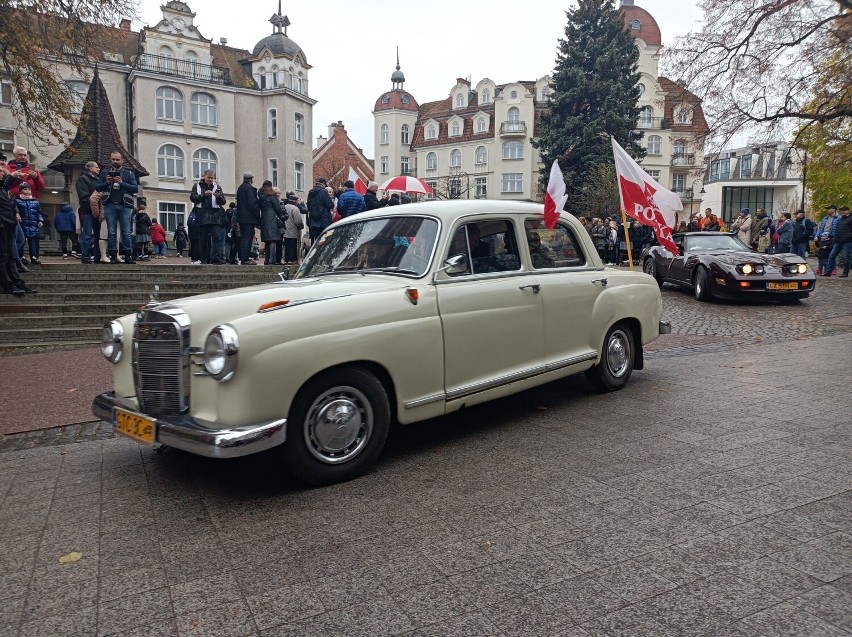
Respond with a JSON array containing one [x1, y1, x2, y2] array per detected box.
[[296, 216, 439, 278], [685, 234, 750, 252]]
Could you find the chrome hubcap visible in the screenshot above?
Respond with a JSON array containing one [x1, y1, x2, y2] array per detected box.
[[644, 261, 654, 276], [304, 387, 372, 464], [606, 330, 630, 378]]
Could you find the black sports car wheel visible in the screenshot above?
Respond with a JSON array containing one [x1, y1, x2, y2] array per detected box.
[[283, 367, 391, 486], [694, 267, 712, 302], [643, 258, 663, 287], [586, 323, 635, 392]]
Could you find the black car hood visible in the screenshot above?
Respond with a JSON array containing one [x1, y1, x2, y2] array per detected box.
[[708, 251, 802, 267]]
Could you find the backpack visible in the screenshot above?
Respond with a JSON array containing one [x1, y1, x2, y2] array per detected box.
[[792, 221, 807, 243], [187, 210, 197, 227]]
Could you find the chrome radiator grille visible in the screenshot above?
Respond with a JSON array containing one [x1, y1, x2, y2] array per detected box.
[[133, 307, 190, 416]]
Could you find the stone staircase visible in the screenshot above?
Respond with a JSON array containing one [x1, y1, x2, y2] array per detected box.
[[0, 263, 283, 354]]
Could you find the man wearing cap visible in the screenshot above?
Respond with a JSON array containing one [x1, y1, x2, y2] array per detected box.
[[306, 177, 334, 244], [732, 208, 752, 246], [791, 210, 815, 259], [336, 180, 366, 218], [814, 205, 839, 275], [235, 172, 260, 265], [827, 206, 851, 277]]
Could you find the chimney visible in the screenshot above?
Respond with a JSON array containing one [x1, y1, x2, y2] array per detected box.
[[119, 19, 131, 30], [456, 77, 470, 87], [219, 37, 228, 45], [328, 122, 340, 138], [316, 135, 327, 147]]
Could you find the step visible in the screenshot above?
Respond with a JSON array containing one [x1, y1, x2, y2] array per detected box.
[[0, 340, 99, 355], [0, 313, 117, 328], [0, 302, 176, 316], [20, 281, 271, 294], [0, 325, 102, 342]]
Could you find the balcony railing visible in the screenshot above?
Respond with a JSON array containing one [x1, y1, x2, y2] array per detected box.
[[671, 153, 696, 166], [637, 117, 663, 129], [500, 121, 527, 136], [134, 53, 233, 86]]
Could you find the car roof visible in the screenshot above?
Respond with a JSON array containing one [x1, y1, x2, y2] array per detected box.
[[352, 199, 552, 225]]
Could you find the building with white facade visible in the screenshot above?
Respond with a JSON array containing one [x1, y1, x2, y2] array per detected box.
[[0, 1, 315, 233], [701, 143, 805, 225], [373, 1, 708, 216]]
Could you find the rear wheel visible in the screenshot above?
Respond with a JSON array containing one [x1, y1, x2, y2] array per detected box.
[[283, 367, 390, 486], [694, 267, 712, 302], [643, 258, 663, 287], [586, 323, 635, 392]]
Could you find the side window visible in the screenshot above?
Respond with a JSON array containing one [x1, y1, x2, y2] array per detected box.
[[447, 220, 521, 276], [523, 219, 587, 269]]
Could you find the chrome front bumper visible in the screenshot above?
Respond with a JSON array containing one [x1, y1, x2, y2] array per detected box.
[[92, 392, 287, 459], [659, 321, 672, 335]]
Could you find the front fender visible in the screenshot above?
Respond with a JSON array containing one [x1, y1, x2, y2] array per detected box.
[[590, 280, 664, 351]]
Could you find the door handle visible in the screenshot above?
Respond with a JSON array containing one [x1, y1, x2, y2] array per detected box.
[[519, 284, 541, 293], [591, 278, 608, 286]]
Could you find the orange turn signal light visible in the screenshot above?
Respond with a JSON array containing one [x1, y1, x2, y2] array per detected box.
[[739, 282, 750, 288], [258, 299, 290, 313], [405, 287, 419, 305], [802, 281, 810, 287]]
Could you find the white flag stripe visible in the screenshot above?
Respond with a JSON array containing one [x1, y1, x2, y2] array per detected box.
[[611, 138, 682, 228]]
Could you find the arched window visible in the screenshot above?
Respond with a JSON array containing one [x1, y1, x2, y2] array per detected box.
[[158, 45, 173, 59], [451, 121, 461, 136], [401, 124, 410, 145], [426, 124, 437, 140], [426, 152, 437, 170], [450, 149, 462, 167], [184, 50, 197, 64], [639, 106, 654, 127], [455, 93, 464, 108], [630, 19, 641, 30], [271, 65, 280, 88], [294, 113, 304, 142], [637, 83, 645, 96], [477, 117, 486, 133], [66, 80, 89, 114], [673, 140, 687, 156], [258, 67, 267, 90], [402, 95, 410, 104], [157, 144, 184, 178], [647, 135, 662, 155], [380, 123, 389, 145], [155, 87, 183, 121], [676, 107, 692, 124], [503, 141, 524, 160], [475, 146, 487, 165], [481, 88, 490, 104], [191, 92, 217, 126], [192, 148, 218, 180], [507, 107, 520, 123], [267, 108, 277, 138]]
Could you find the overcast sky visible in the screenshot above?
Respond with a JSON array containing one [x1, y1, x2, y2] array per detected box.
[[137, 0, 705, 158]]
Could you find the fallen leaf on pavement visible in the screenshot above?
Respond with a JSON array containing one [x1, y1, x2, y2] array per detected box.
[[59, 552, 82, 564], [66, 388, 78, 393]]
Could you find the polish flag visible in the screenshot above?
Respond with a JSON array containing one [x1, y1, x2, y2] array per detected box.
[[348, 166, 368, 195], [611, 137, 681, 255], [543, 160, 567, 229]]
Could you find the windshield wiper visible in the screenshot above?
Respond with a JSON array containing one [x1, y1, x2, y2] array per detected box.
[[359, 266, 420, 276]]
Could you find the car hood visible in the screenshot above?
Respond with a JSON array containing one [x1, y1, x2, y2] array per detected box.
[[708, 251, 803, 267]]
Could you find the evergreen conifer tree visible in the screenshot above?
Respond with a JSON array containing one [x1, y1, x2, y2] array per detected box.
[[536, 0, 644, 210]]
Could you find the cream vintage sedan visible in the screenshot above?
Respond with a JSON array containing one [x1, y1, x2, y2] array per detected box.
[[94, 201, 670, 485]]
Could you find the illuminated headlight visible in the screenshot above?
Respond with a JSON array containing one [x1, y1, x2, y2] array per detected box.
[[203, 325, 238, 381], [101, 320, 123, 363], [742, 264, 753, 275], [796, 263, 808, 274], [739, 263, 765, 275]]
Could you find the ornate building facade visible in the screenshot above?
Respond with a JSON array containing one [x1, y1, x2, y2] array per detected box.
[[312, 121, 374, 189], [0, 1, 314, 233]]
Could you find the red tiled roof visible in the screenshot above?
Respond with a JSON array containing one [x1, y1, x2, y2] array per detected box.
[[374, 89, 419, 112], [621, 5, 662, 46], [658, 76, 710, 137]]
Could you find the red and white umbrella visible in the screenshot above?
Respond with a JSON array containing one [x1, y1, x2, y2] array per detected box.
[[378, 175, 433, 195]]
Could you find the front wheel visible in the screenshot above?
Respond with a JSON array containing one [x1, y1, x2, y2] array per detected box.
[[586, 323, 635, 392], [643, 258, 663, 287], [694, 267, 712, 302], [282, 367, 390, 486]]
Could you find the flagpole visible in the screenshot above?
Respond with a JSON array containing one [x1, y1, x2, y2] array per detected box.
[[620, 210, 635, 271]]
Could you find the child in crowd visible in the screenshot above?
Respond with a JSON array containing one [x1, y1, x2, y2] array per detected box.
[[250, 235, 260, 261], [54, 202, 78, 259], [14, 183, 44, 265], [150, 218, 167, 258], [134, 205, 152, 260], [173, 223, 188, 257]]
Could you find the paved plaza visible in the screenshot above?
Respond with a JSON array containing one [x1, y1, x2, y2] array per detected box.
[[1, 276, 851, 636]]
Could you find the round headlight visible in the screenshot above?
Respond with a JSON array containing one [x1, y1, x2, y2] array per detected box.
[[742, 264, 753, 275], [755, 265, 765, 275], [203, 325, 238, 381], [798, 263, 807, 274], [101, 320, 123, 363]]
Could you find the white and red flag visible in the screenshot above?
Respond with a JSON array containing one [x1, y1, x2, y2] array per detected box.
[[611, 137, 681, 255], [348, 166, 368, 195], [543, 160, 568, 229]]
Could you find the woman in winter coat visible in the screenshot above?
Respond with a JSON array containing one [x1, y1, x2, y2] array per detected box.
[[258, 180, 286, 265], [54, 202, 78, 258], [775, 213, 794, 253], [282, 192, 305, 264], [133, 206, 152, 260], [14, 183, 45, 264]]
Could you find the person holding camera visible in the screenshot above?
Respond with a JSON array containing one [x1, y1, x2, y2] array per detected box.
[[95, 150, 139, 264], [189, 170, 227, 264], [5, 147, 46, 200]]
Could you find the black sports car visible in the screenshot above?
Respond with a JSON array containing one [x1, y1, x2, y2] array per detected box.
[[641, 232, 816, 302]]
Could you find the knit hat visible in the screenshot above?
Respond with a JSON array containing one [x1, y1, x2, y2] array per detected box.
[[740, 208, 749, 214], [18, 182, 31, 190]]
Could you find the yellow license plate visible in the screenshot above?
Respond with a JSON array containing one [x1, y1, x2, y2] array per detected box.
[[768, 282, 799, 290], [114, 408, 155, 445]]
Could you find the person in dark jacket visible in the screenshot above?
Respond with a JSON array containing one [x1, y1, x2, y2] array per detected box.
[[775, 212, 794, 253], [189, 170, 227, 264], [133, 206, 153, 260], [0, 167, 35, 295], [235, 172, 260, 265], [336, 180, 366, 218], [363, 182, 386, 211], [387, 193, 401, 206], [14, 183, 45, 264], [54, 203, 77, 258], [75, 161, 101, 263], [95, 150, 139, 264], [258, 180, 286, 265], [792, 210, 815, 259], [827, 206, 852, 277], [306, 177, 334, 244], [173, 224, 188, 257]]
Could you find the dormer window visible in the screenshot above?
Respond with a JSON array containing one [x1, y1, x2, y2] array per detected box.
[[426, 124, 437, 140], [481, 88, 490, 104], [402, 95, 410, 104], [676, 107, 693, 124], [476, 117, 486, 133], [381, 94, 390, 104], [450, 121, 461, 137], [630, 19, 641, 29], [455, 93, 464, 108]]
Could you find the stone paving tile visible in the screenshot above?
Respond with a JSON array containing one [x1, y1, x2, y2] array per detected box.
[[326, 595, 415, 636], [175, 599, 258, 637], [740, 601, 850, 637], [769, 531, 852, 582], [788, 585, 852, 632]]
